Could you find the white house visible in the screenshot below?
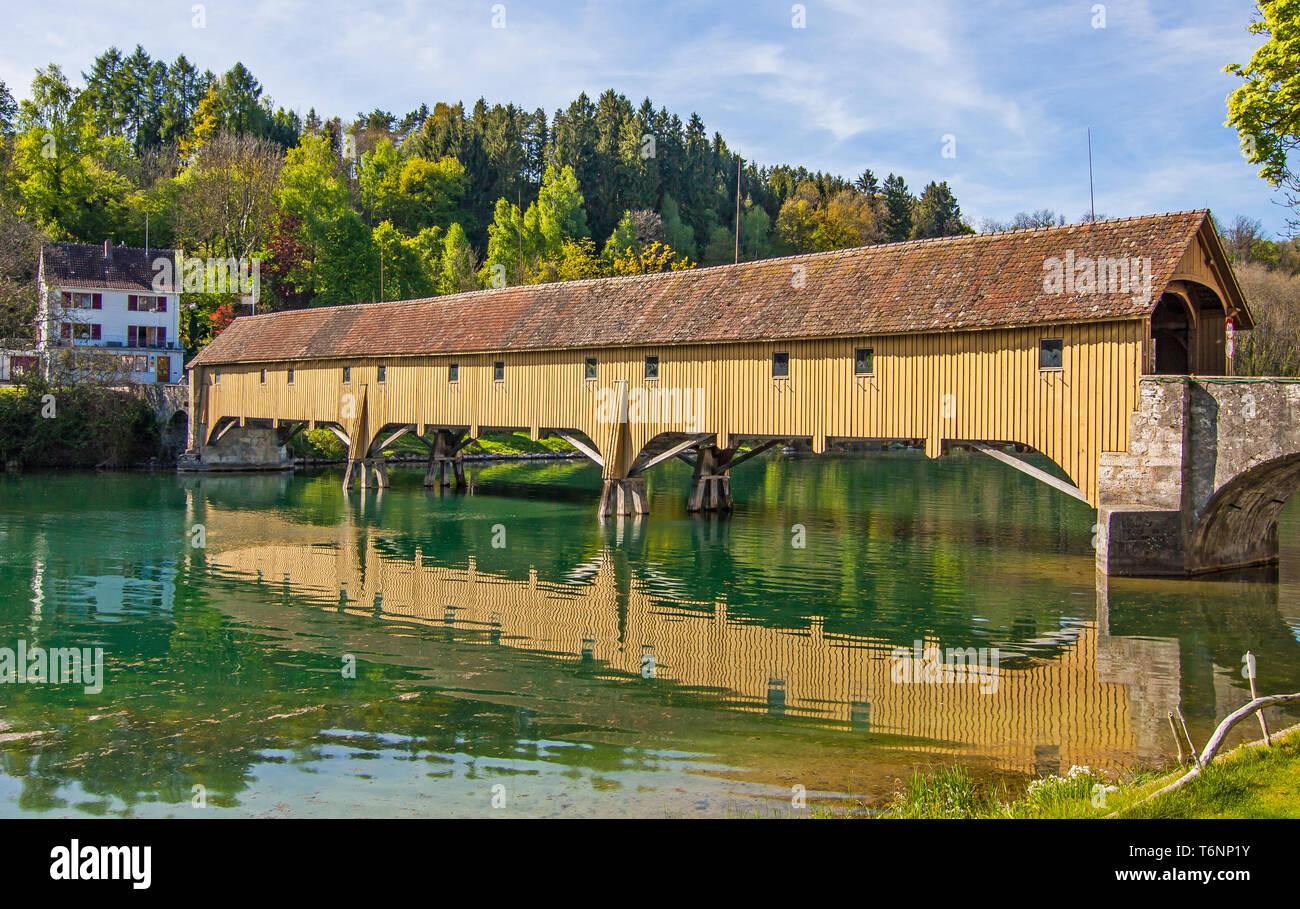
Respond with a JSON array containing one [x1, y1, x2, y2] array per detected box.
[[37, 241, 182, 384]]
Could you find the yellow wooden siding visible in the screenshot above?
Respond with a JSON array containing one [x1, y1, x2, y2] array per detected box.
[[196, 319, 1146, 505]]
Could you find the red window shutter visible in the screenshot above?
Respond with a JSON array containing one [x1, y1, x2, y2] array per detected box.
[[159, 326, 166, 346], [91, 324, 101, 340], [92, 293, 102, 309], [61, 323, 71, 340], [127, 326, 137, 346], [128, 295, 138, 311], [62, 292, 72, 304], [157, 296, 166, 312]]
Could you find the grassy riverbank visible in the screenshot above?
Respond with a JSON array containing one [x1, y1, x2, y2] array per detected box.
[[292, 428, 577, 461], [883, 723, 1300, 819]]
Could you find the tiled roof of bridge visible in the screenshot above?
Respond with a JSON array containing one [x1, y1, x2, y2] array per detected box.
[[41, 242, 180, 292], [190, 210, 1214, 366]]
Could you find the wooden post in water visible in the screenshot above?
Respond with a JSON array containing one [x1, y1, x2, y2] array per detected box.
[[687, 445, 737, 512]]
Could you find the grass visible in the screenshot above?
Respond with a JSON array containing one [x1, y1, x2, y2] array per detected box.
[[292, 430, 578, 461], [880, 723, 1300, 819]]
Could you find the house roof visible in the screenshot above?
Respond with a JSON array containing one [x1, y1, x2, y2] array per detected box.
[[189, 210, 1244, 367], [41, 242, 180, 292]]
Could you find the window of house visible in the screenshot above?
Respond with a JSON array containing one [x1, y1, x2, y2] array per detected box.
[[585, 357, 597, 380], [854, 348, 874, 376], [449, 363, 459, 383], [128, 295, 166, 313], [213, 371, 221, 385], [773, 352, 790, 378], [287, 368, 295, 385], [260, 369, 267, 384], [493, 361, 504, 381], [1039, 338, 1064, 370], [645, 356, 659, 380], [343, 366, 351, 383], [377, 365, 386, 383]]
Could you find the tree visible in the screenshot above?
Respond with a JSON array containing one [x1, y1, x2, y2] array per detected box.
[[603, 209, 663, 260], [609, 240, 693, 275], [440, 222, 478, 293], [275, 133, 350, 262], [660, 193, 696, 260], [173, 132, 282, 258], [854, 169, 879, 198], [373, 220, 439, 300], [0, 79, 18, 136], [479, 197, 538, 287], [14, 65, 96, 236], [1226, 1, 1300, 225], [358, 139, 468, 233], [529, 164, 588, 259], [911, 181, 968, 239], [881, 174, 914, 242]]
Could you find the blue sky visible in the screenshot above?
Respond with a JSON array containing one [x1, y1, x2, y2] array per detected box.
[[3, 1, 1286, 234]]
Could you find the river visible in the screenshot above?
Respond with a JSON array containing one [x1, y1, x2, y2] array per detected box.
[[2, 452, 1298, 817]]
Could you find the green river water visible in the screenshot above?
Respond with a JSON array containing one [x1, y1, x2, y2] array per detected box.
[[1, 453, 1298, 817]]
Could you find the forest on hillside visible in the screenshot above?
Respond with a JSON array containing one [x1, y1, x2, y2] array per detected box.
[[0, 46, 970, 353]]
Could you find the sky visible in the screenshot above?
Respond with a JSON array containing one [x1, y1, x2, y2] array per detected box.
[[2, 0, 1287, 235]]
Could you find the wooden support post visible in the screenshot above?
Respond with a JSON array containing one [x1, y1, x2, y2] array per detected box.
[[423, 429, 467, 489], [598, 477, 648, 516], [687, 445, 737, 512]]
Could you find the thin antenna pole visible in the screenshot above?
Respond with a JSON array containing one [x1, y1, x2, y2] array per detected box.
[[734, 156, 742, 264], [1087, 127, 1096, 223]]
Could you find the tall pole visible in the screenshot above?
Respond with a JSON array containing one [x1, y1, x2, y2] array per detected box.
[[734, 156, 741, 264], [1087, 128, 1096, 223]]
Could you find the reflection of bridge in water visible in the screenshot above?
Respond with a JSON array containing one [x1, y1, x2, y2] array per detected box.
[[199, 506, 1236, 776]]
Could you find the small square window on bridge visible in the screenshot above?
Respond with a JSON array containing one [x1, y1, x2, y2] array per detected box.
[[448, 363, 459, 382], [773, 352, 790, 378], [1039, 338, 1064, 370], [854, 348, 874, 376], [494, 361, 505, 381], [343, 366, 351, 382], [287, 368, 295, 385], [645, 356, 659, 380], [585, 357, 597, 380], [377, 365, 386, 383]]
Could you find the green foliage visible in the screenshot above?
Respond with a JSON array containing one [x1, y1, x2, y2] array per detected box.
[[1226, 1, 1300, 193], [0, 376, 159, 468], [373, 220, 440, 300], [300, 427, 344, 460], [2, 44, 980, 335], [881, 173, 914, 242], [911, 181, 970, 239], [440, 222, 478, 293]]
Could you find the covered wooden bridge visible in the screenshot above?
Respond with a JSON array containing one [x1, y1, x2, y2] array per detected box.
[[187, 210, 1284, 575]]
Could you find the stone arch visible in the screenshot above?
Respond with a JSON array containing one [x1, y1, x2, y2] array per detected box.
[[1185, 452, 1300, 573]]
